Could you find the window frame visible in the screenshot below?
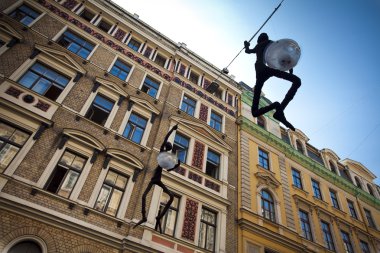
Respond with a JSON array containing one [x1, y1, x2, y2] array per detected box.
[[198, 207, 217, 252], [205, 149, 221, 179], [311, 179, 323, 200], [56, 29, 96, 60], [7, 3, 43, 27], [341, 230, 354, 253], [140, 75, 162, 99], [158, 193, 181, 237], [329, 189, 340, 209], [299, 209, 313, 241], [180, 94, 197, 117], [127, 37, 142, 52], [364, 208, 376, 229], [173, 133, 190, 164], [108, 57, 133, 81], [261, 189, 276, 222], [84, 93, 115, 126], [122, 112, 148, 145], [321, 220, 335, 251], [189, 70, 200, 85], [347, 199, 358, 219], [258, 148, 270, 170], [360, 240, 370, 253], [291, 168, 303, 189], [154, 53, 167, 68], [209, 110, 223, 132]]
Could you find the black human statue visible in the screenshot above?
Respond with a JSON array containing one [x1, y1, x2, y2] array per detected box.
[[133, 124, 181, 233], [244, 32, 301, 131]]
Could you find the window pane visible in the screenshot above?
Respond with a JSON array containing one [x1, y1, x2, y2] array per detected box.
[[0, 123, 15, 139], [106, 189, 123, 216], [19, 71, 39, 88], [32, 78, 50, 94], [105, 170, 118, 185], [57, 170, 79, 198], [60, 151, 75, 166], [115, 175, 128, 189], [0, 143, 19, 170], [10, 130, 29, 145], [95, 185, 112, 211], [72, 156, 86, 170]]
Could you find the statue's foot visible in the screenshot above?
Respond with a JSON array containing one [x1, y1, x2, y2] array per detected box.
[[133, 217, 147, 229], [155, 217, 163, 234], [273, 109, 295, 131]]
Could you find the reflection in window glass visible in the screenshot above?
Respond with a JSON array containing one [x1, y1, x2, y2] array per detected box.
[[123, 113, 147, 144]]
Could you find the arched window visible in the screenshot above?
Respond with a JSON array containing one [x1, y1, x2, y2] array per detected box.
[[257, 116, 266, 129], [367, 184, 375, 196], [296, 140, 304, 154], [8, 240, 42, 253], [261, 190, 275, 222], [329, 161, 337, 174], [355, 177, 362, 189]]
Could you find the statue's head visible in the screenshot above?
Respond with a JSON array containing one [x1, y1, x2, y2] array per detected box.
[[258, 33, 269, 43], [165, 142, 173, 151]]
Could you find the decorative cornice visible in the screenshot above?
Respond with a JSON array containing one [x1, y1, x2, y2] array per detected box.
[[240, 116, 380, 209]]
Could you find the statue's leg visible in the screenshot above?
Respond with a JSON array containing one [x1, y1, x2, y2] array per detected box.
[[251, 72, 280, 117], [154, 181, 174, 234], [270, 69, 301, 110], [133, 181, 155, 229]]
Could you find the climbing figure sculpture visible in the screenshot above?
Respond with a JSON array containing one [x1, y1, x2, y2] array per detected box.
[[244, 32, 301, 131], [133, 124, 181, 233]]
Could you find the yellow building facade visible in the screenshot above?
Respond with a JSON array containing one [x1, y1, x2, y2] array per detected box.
[[238, 90, 380, 253]]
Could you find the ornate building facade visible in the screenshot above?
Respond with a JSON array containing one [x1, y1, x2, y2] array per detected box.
[[238, 89, 380, 253], [0, 0, 240, 252]]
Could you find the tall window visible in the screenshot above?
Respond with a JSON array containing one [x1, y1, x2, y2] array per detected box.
[[0, 122, 30, 172], [85, 94, 114, 126], [198, 208, 217, 251], [257, 116, 266, 129], [296, 140, 304, 154], [321, 220, 335, 251], [127, 38, 141, 51], [8, 240, 42, 253], [18, 62, 70, 101], [79, 8, 95, 22], [364, 209, 376, 229], [189, 71, 199, 84], [154, 54, 166, 68], [9, 4, 41, 26], [173, 133, 189, 163], [311, 179, 322, 200], [58, 30, 95, 59], [123, 113, 147, 144], [355, 177, 362, 189], [210, 111, 222, 132], [206, 150, 220, 179], [367, 184, 375, 196], [292, 168, 303, 189], [180, 95, 196, 116], [330, 189, 340, 209], [45, 150, 87, 198], [158, 194, 180, 236], [141, 76, 160, 98], [109, 59, 131, 81], [258, 148, 269, 170], [347, 200, 358, 219], [340, 168, 352, 182], [329, 161, 337, 174], [94, 170, 128, 216], [360, 240, 370, 253], [261, 190, 275, 222], [341, 230, 354, 253], [97, 19, 112, 33], [299, 210, 313, 241]]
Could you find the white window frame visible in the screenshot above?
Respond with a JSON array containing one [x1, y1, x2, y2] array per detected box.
[[36, 139, 94, 202], [75, 5, 98, 24], [208, 109, 225, 133], [126, 36, 143, 52], [0, 32, 12, 56], [107, 55, 135, 83], [139, 73, 163, 99], [4, 0, 46, 28], [93, 16, 113, 34], [88, 159, 135, 220], [79, 86, 120, 128], [2, 235, 48, 253], [179, 92, 199, 118], [256, 186, 282, 225], [152, 52, 168, 68]]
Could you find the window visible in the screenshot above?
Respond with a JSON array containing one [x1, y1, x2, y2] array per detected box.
[[299, 210, 313, 241], [58, 30, 95, 59], [292, 169, 303, 189], [340, 168, 352, 182], [154, 54, 166, 68], [360, 240, 370, 253], [364, 209, 376, 229], [210, 111, 222, 132], [330, 189, 340, 209], [79, 8, 95, 22], [258, 148, 269, 170], [367, 184, 375, 196], [257, 116, 265, 129], [206, 150, 220, 179], [173, 133, 189, 163], [180, 95, 196, 116], [296, 140, 304, 154], [94, 170, 128, 216], [45, 150, 87, 198], [321, 220, 335, 251], [214, 87, 223, 99], [198, 208, 217, 251], [158, 194, 180, 236], [8, 240, 42, 253], [85, 94, 114, 126], [347, 200, 358, 219], [312, 179, 322, 200], [127, 38, 141, 52], [97, 19, 112, 33], [0, 122, 30, 172], [341, 230, 354, 253], [329, 161, 337, 174], [109, 59, 131, 81], [261, 190, 275, 222], [355, 177, 362, 189], [189, 71, 199, 84], [9, 4, 41, 26], [122, 113, 147, 144], [18, 62, 70, 101], [141, 76, 160, 98]]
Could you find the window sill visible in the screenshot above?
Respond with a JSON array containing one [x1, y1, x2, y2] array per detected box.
[[331, 206, 346, 216], [292, 185, 309, 197], [312, 196, 329, 207]]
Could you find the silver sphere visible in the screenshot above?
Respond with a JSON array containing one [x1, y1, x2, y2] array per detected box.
[[264, 39, 301, 71], [157, 152, 177, 169]]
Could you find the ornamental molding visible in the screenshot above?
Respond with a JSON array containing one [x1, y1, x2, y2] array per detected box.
[[254, 169, 281, 189], [128, 96, 160, 115], [0, 20, 23, 41], [62, 128, 105, 150], [106, 148, 144, 170], [95, 77, 128, 97]]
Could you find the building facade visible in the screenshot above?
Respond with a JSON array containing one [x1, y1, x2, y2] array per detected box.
[[0, 0, 240, 252], [238, 90, 380, 253]]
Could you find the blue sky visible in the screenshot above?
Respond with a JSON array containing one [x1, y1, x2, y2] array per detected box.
[[113, 0, 380, 184]]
